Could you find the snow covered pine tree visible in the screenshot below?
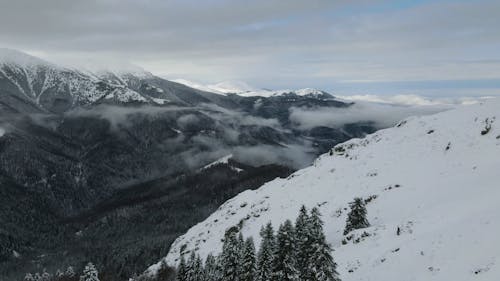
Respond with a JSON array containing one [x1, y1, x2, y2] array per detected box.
[[257, 222, 276, 281], [240, 237, 257, 281], [309, 208, 340, 281], [220, 228, 241, 281], [204, 254, 219, 281], [344, 197, 370, 235], [79, 263, 100, 281], [295, 205, 313, 281], [272, 220, 299, 281]]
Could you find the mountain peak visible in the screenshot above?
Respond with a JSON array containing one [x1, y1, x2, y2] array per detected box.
[[0, 48, 54, 68]]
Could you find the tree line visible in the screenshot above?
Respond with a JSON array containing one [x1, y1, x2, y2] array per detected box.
[[170, 206, 343, 281], [160, 198, 370, 281], [23, 262, 100, 281], [21, 197, 369, 281]]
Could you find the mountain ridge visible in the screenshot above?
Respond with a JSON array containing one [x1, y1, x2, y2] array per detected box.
[[147, 98, 500, 281]]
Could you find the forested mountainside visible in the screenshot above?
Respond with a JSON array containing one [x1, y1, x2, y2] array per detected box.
[[0, 49, 387, 280]]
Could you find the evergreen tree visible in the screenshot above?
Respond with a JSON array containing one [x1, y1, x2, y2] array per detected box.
[[272, 220, 299, 281], [295, 205, 313, 281], [240, 237, 257, 281], [24, 273, 34, 281], [344, 198, 369, 235], [204, 254, 219, 281], [66, 266, 76, 278], [220, 228, 240, 281], [79, 263, 100, 281], [238, 232, 245, 250], [309, 208, 340, 281], [192, 255, 204, 281], [236, 232, 245, 281], [257, 223, 276, 281], [157, 260, 176, 281], [186, 251, 197, 281], [176, 256, 188, 281], [41, 270, 51, 281]]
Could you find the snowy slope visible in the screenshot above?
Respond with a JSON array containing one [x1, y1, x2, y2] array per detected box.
[[147, 99, 500, 281]]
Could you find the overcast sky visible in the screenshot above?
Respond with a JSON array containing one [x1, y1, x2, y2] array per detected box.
[[1, 0, 499, 96]]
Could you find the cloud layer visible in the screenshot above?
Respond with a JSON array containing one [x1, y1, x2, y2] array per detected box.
[[289, 102, 450, 130], [1, 0, 499, 95]]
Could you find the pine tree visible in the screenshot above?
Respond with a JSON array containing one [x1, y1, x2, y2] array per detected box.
[[157, 260, 175, 281], [257, 222, 276, 281], [309, 208, 340, 281], [220, 228, 240, 281], [41, 270, 51, 281], [24, 273, 34, 281], [240, 237, 257, 281], [236, 232, 246, 281], [204, 254, 219, 281], [185, 251, 197, 281], [344, 197, 369, 235], [295, 205, 313, 281], [272, 220, 299, 281], [66, 266, 76, 278], [176, 256, 188, 281], [238, 232, 245, 250], [192, 255, 204, 281], [79, 263, 99, 281]]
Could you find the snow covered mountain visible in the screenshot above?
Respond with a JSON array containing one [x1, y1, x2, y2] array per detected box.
[[0, 48, 154, 113], [148, 98, 500, 281], [172, 79, 334, 99], [0, 49, 242, 114]]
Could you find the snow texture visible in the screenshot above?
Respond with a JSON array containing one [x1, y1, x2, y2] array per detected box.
[[147, 98, 500, 281]]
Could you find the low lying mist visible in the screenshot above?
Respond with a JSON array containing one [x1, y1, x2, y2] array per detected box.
[[289, 102, 450, 130]]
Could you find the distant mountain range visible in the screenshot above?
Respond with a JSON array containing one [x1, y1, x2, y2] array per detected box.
[[172, 78, 334, 98]]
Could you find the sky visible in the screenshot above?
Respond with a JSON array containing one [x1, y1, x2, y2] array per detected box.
[[0, 0, 499, 96]]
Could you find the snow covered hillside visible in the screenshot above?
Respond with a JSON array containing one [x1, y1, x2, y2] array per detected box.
[[148, 98, 500, 281]]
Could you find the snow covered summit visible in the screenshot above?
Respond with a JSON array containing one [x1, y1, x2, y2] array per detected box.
[[172, 79, 334, 99], [148, 98, 500, 281]]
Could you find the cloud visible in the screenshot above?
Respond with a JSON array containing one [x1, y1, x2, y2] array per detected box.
[[61, 103, 314, 168], [336, 94, 494, 106], [0, 0, 499, 94], [232, 144, 315, 169], [65, 105, 188, 129], [199, 103, 281, 128], [289, 102, 449, 130]]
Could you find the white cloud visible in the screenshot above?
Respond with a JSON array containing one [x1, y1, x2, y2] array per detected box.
[[289, 101, 451, 130], [337, 94, 493, 106], [1, 0, 499, 94]]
